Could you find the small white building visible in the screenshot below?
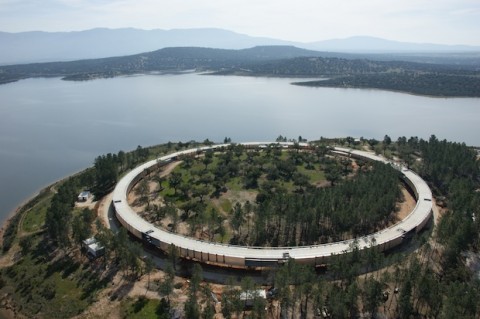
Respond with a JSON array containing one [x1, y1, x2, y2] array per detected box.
[[87, 242, 105, 259], [82, 237, 96, 249], [239, 289, 267, 307], [77, 191, 90, 202], [82, 237, 105, 259]]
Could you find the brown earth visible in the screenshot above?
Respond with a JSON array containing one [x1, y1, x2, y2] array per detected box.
[[394, 188, 416, 222]]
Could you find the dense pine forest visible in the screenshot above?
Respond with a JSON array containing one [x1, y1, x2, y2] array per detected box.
[[252, 162, 400, 246], [0, 136, 479, 318]]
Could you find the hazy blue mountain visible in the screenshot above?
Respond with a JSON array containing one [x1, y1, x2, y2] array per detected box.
[[1, 28, 479, 65], [305, 36, 480, 52], [0, 28, 293, 65]]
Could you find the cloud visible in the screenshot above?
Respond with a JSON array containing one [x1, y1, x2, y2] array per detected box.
[[451, 7, 480, 16]]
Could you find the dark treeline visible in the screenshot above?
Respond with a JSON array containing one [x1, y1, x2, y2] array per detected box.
[[45, 175, 87, 247], [226, 56, 478, 76], [396, 135, 480, 276], [416, 135, 479, 194], [251, 162, 400, 246], [296, 72, 480, 97], [377, 135, 480, 317]]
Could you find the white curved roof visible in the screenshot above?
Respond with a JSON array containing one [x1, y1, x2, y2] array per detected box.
[[112, 142, 432, 262]]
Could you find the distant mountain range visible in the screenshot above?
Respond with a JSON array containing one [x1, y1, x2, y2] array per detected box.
[[1, 28, 479, 65]]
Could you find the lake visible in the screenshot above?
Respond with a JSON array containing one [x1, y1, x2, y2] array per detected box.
[[0, 73, 479, 223]]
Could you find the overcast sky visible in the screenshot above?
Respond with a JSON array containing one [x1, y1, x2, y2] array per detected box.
[[0, 0, 479, 45]]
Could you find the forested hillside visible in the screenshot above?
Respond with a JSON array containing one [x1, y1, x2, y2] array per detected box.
[[295, 72, 480, 97], [0, 45, 478, 97], [0, 46, 324, 84], [218, 56, 480, 97]]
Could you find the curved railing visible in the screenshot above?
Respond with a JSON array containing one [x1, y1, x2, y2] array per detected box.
[[112, 142, 433, 267]]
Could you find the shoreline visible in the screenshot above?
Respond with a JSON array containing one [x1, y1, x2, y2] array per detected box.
[[291, 80, 479, 99], [0, 167, 92, 246], [3, 72, 480, 98], [0, 184, 52, 248]]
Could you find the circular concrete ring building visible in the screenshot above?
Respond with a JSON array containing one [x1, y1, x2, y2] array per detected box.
[[112, 142, 433, 268]]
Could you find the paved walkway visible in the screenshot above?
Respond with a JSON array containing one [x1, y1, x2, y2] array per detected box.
[[112, 143, 433, 268]]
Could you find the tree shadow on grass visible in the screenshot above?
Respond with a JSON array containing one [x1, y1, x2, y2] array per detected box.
[[80, 275, 111, 300], [108, 276, 135, 302], [32, 237, 56, 265], [80, 265, 119, 300], [62, 259, 80, 279], [156, 298, 171, 318], [44, 254, 79, 279], [133, 296, 148, 313]]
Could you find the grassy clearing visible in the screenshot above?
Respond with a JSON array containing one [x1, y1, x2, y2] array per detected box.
[[159, 181, 175, 197], [21, 193, 52, 233], [298, 165, 326, 184], [121, 297, 170, 319], [2, 188, 54, 253], [219, 198, 232, 213], [225, 176, 243, 192]]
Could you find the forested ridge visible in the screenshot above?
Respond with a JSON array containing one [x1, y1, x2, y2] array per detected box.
[[0, 137, 479, 318], [0, 45, 478, 96], [218, 56, 480, 97], [0, 46, 323, 84], [294, 72, 480, 97]]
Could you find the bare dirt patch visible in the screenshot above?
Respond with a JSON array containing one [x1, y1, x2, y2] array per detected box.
[[98, 192, 114, 228], [74, 268, 196, 319], [75, 196, 97, 210], [0, 245, 20, 268], [212, 189, 257, 215], [394, 188, 416, 221], [222, 189, 257, 205], [128, 161, 182, 213]]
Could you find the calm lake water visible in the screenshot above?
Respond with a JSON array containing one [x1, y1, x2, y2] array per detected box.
[[0, 73, 479, 223]]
